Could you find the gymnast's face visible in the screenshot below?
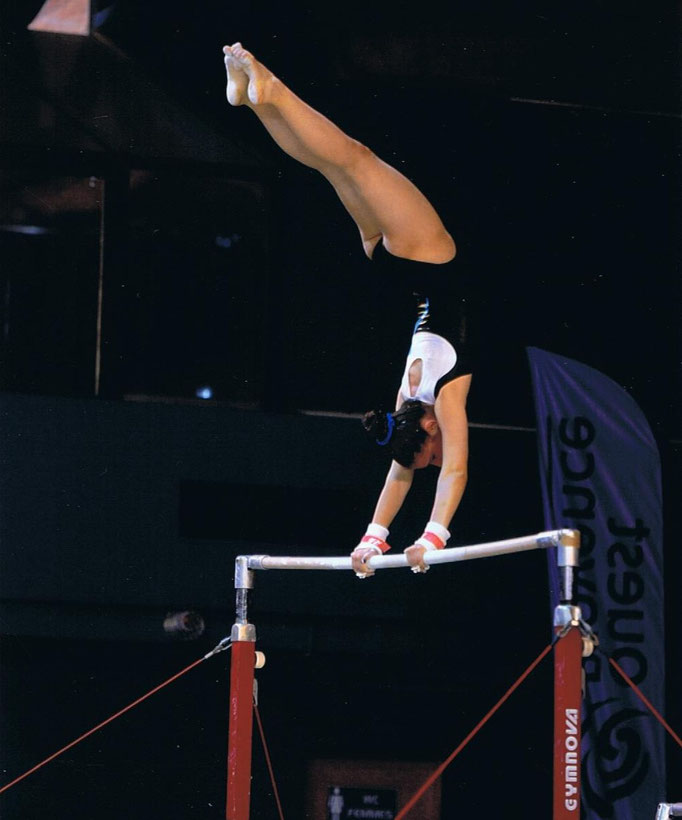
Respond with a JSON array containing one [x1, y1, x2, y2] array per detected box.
[[411, 419, 442, 469]]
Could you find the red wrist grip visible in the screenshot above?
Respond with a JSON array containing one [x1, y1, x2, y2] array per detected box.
[[420, 531, 446, 550], [360, 534, 391, 553]]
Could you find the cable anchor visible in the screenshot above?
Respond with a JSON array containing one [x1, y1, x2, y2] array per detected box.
[[553, 604, 598, 657], [204, 636, 232, 659]]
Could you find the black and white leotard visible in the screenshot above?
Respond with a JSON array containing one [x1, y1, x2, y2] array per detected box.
[[370, 241, 475, 405]]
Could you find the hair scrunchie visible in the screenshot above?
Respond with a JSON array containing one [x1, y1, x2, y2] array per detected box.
[[376, 412, 395, 446]]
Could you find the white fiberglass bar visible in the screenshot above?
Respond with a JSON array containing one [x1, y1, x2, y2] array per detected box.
[[245, 529, 577, 572]]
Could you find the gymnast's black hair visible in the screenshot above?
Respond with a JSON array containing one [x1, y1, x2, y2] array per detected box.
[[362, 399, 427, 468]]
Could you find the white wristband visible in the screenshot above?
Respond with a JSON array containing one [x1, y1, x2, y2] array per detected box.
[[415, 536, 439, 552], [425, 521, 450, 543], [366, 522, 389, 541]]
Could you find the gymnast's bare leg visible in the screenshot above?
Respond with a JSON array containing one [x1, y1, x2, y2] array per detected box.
[[223, 42, 455, 264]]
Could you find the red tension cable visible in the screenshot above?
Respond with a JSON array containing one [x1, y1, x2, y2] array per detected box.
[[608, 656, 682, 749], [394, 643, 554, 820], [0, 655, 206, 796], [254, 704, 286, 820]]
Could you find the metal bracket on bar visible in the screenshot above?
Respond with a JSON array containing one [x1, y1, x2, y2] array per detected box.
[[556, 529, 580, 568], [554, 604, 598, 657], [235, 556, 255, 590], [554, 529, 580, 604], [231, 622, 257, 642], [233, 556, 257, 642], [244, 555, 269, 572]]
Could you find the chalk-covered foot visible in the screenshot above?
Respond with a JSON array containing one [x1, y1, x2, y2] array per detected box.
[[223, 44, 248, 105], [222, 42, 277, 106]]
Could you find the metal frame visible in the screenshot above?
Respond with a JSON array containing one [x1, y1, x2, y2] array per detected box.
[[226, 528, 584, 820]]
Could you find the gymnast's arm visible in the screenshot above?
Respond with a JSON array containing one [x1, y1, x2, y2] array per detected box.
[[404, 375, 471, 570], [430, 375, 471, 524], [349, 460, 414, 575], [372, 460, 415, 529], [350, 389, 415, 574]]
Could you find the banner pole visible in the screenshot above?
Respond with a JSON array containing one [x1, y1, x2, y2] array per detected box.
[[226, 557, 257, 820]]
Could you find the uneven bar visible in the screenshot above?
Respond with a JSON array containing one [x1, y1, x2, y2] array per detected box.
[[244, 529, 576, 572]]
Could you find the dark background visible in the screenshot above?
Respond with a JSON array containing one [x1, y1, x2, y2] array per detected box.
[[0, 1, 679, 818]]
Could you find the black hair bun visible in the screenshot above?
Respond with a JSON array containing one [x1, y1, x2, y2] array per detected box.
[[362, 409, 389, 440]]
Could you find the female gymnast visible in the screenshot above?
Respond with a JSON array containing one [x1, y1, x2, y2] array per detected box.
[[223, 43, 472, 576]]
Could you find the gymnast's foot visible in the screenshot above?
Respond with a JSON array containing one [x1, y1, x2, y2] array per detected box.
[[223, 42, 278, 106]]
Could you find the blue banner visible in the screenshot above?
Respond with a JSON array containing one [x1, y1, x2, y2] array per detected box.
[[527, 347, 665, 819]]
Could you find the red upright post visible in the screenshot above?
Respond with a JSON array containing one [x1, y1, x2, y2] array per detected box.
[[226, 636, 256, 820], [226, 557, 257, 820], [553, 530, 584, 820], [553, 622, 583, 819]]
